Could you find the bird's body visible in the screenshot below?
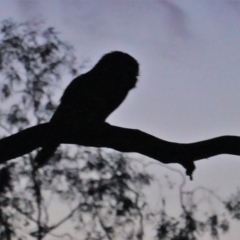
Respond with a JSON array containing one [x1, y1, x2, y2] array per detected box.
[[34, 51, 139, 168], [52, 73, 132, 126]]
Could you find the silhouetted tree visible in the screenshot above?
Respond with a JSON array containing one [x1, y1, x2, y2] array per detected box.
[[0, 19, 240, 240]]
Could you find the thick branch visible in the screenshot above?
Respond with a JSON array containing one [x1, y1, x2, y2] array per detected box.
[[1, 123, 240, 176]]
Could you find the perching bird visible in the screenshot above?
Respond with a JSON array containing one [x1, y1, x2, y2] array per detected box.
[[34, 51, 139, 168]]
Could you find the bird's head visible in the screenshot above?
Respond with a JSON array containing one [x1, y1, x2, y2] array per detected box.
[[93, 51, 139, 89]]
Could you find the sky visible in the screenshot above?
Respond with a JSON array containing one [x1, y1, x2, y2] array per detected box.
[[1, 0, 240, 239]]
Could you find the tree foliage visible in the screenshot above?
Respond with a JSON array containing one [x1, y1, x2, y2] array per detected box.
[[0, 19, 153, 240]]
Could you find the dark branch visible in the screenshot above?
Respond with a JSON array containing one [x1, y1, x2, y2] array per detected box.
[[1, 122, 240, 178]]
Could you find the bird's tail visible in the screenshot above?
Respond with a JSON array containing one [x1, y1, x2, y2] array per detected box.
[[34, 144, 59, 169]]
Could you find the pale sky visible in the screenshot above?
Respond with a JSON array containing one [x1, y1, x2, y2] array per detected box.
[[1, 1, 240, 239]]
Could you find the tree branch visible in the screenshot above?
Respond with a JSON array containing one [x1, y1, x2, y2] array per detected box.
[[1, 122, 240, 178]]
